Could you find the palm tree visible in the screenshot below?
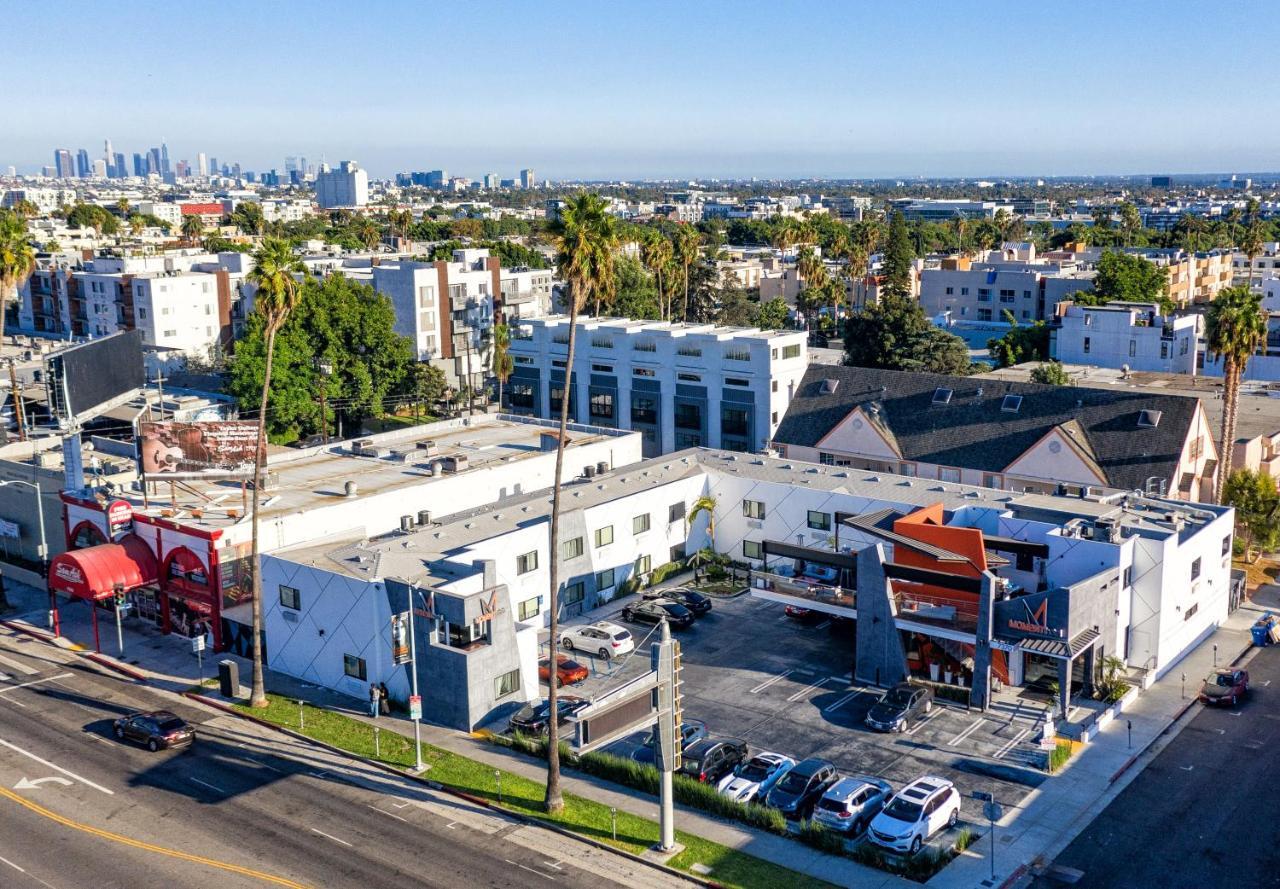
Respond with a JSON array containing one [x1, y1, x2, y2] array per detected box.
[[0, 210, 36, 354], [245, 238, 306, 708], [491, 322, 514, 410], [544, 194, 617, 813], [673, 224, 700, 323], [1206, 286, 1268, 503], [640, 233, 673, 321], [115, 198, 130, 217], [181, 214, 205, 244], [770, 216, 799, 269], [688, 495, 718, 551], [1241, 219, 1266, 292]]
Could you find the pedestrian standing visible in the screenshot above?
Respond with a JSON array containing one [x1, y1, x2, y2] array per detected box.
[[378, 682, 391, 716], [369, 683, 380, 718]]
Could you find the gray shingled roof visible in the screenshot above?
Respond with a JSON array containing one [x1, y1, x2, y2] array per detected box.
[[773, 365, 1200, 492]]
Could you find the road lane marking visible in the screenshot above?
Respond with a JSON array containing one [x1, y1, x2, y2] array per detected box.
[[309, 828, 352, 847], [813, 621, 830, 631], [787, 677, 832, 702], [993, 728, 1031, 759], [0, 673, 73, 695], [13, 777, 72, 791], [948, 717, 989, 747], [1180, 765, 1194, 771], [0, 695, 26, 708], [367, 804, 410, 823], [446, 821, 459, 829], [0, 786, 308, 887], [0, 737, 113, 795], [190, 777, 225, 794], [0, 854, 25, 873], [749, 669, 794, 694]]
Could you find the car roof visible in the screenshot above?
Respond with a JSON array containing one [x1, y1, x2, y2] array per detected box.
[[792, 757, 835, 775], [751, 752, 789, 765], [903, 776, 952, 797], [825, 776, 877, 796], [591, 621, 626, 632]]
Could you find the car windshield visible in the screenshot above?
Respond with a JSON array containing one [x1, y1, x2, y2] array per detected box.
[[884, 798, 923, 821], [157, 718, 186, 731], [1214, 673, 1235, 687], [884, 688, 913, 707], [612, 631, 630, 640], [738, 759, 771, 781], [777, 771, 810, 794], [663, 603, 692, 617], [817, 797, 847, 813]]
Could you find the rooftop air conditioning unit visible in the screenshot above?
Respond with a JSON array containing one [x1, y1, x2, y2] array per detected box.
[[583, 464, 596, 478], [416, 440, 439, 456], [597, 460, 609, 475], [417, 510, 431, 527], [400, 515, 414, 533]]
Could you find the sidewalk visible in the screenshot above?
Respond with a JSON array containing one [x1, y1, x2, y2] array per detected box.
[[928, 585, 1278, 889]]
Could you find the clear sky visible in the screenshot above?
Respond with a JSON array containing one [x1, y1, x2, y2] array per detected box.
[[6, 0, 1276, 180]]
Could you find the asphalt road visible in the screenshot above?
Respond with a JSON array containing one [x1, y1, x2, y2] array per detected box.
[[1032, 642, 1280, 889], [0, 629, 692, 889]]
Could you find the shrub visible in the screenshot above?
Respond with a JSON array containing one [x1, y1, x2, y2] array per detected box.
[[1049, 740, 1074, 773], [797, 819, 846, 855], [899, 847, 945, 881], [578, 750, 659, 795], [648, 561, 682, 586], [706, 565, 728, 581], [851, 842, 888, 869], [954, 828, 974, 853]]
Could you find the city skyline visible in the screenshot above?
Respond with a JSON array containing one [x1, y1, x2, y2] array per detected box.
[[6, 0, 1278, 181]]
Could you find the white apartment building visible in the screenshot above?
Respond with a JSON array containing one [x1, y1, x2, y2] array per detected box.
[[2, 188, 63, 213], [919, 255, 1093, 323], [1051, 303, 1199, 375], [314, 160, 369, 209], [498, 265, 553, 321], [260, 199, 315, 224], [506, 317, 808, 457], [136, 201, 183, 227], [130, 271, 222, 357], [1231, 245, 1280, 290]]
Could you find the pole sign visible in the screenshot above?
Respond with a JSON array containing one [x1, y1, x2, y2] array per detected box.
[[191, 635, 205, 653], [409, 694, 422, 721], [391, 612, 412, 665]]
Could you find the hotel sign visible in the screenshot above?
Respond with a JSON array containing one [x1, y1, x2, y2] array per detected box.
[[994, 588, 1069, 642]]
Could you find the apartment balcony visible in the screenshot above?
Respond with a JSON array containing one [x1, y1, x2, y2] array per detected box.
[[750, 569, 855, 612], [893, 586, 978, 633]]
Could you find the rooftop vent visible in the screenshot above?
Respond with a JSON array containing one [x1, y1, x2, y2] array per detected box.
[[820, 378, 839, 394], [932, 387, 953, 405], [1137, 409, 1162, 428], [1001, 394, 1023, 413]]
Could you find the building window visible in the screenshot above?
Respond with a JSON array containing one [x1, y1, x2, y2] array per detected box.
[[494, 668, 520, 699], [677, 372, 701, 382], [563, 581, 585, 605], [591, 364, 613, 373], [1123, 565, 1133, 587], [596, 567, 616, 590], [278, 585, 301, 610], [939, 467, 961, 483], [771, 380, 778, 392], [743, 540, 763, 560], [517, 551, 538, 574], [1129, 339, 1137, 357], [589, 391, 614, 419], [633, 513, 651, 534], [742, 499, 766, 519], [343, 654, 366, 681], [721, 407, 749, 437], [1083, 336, 1091, 354], [595, 525, 614, 547], [631, 396, 657, 424], [725, 377, 749, 387], [1222, 535, 1231, 557], [518, 596, 541, 621], [563, 537, 584, 560], [1184, 602, 1199, 621], [509, 382, 534, 409], [674, 402, 701, 430], [819, 452, 835, 465], [633, 367, 656, 377], [668, 501, 686, 523], [1190, 557, 1201, 581], [782, 344, 801, 360], [635, 554, 652, 575], [670, 543, 687, 563], [807, 510, 831, 531]]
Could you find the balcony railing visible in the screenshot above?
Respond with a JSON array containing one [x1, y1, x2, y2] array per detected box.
[[893, 587, 978, 632], [751, 570, 855, 610]]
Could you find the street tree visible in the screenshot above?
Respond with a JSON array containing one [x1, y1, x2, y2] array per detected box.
[[1223, 469, 1280, 561], [673, 224, 701, 322], [754, 296, 790, 330], [491, 322, 514, 409], [1206, 286, 1268, 502]]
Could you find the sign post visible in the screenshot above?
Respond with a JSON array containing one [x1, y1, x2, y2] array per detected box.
[[113, 584, 126, 656], [972, 790, 999, 879], [192, 634, 205, 686]]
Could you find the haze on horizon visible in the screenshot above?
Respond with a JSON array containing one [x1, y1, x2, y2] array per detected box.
[[7, 0, 1275, 181]]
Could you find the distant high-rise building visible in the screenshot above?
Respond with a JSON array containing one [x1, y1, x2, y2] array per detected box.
[[1150, 175, 1172, 188], [232, 162, 241, 179], [520, 168, 535, 189], [197, 153, 208, 176], [176, 160, 190, 178], [133, 153, 146, 177], [148, 147, 162, 176], [314, 160, 369, 209], [54, 149, 75, 179], [208, 156, 218, 176], [113, 152, 127, 179], [103, 138, 113, 167], [426, 170, 447, 189], [483, 173, 499, 189], [5, 166, 15, 178], [41, 166, 55, 178], [285, 156, 299, 174], [160, 141, 170, 175], [76, 149, 91, 178], [91, 159, 107, 178]]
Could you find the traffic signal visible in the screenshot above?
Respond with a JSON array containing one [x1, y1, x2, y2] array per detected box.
[[115, 588, 127, 608]]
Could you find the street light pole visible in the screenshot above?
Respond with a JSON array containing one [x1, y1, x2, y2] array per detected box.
[[407, 586, 424, 772], [0, 479, 47, 569]]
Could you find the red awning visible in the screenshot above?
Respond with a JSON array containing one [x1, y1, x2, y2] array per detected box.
[[49, 536, 158, 601]]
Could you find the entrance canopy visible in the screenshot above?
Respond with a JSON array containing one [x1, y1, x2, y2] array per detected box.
[[49, 536, 158, 601]]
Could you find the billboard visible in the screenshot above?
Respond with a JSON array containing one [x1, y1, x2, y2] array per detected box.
[[45, 330, 145, 425], [137, 420, 263, 479]]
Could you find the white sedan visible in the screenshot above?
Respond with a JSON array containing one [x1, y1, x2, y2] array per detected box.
[[716, 752, 795, 803], [559, 621, 635, 660]]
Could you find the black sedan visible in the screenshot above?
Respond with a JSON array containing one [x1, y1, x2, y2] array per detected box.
[[645, 588, 712, 616], [508, 696, 586, 735], [621, 598, 695, 629], [865, 683, 934, 733], [765, 757, 838, 820], [113, 710, 195, 752]]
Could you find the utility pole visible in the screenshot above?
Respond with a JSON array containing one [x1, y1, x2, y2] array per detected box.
[[154, 370, 166, 420], [407, 585, 423, 772], [8, 361, 26, 442], [652, 619, 681, 852]]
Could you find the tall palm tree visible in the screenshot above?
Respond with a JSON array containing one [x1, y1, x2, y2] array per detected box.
[[245, 238, 306, 708], [770, 217, 799, 269], [1241, 219, 1266, 292], [640, 233, 673, 321], [491, 322, 514, 410], [181, 214, 205, 245], [544, 194, 617, 813], [673, 224, 700, 323], [1206, 286, 1268, 503], [0, 210, 36, 354], [688, 495, 718, 551]]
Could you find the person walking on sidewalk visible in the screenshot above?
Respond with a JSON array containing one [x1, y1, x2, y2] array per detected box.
[[369, 683, 380, 718]]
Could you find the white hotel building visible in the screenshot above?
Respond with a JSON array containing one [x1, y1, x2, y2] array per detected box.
[[505, 317, 809, 457]]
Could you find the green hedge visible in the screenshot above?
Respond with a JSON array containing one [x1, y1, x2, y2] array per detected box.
[[648, 561, 683, 587], [1049, 740, 1074, 773], [797, 820, 847, 855]]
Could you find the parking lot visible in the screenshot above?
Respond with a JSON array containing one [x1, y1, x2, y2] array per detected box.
[[535, 589, 1049, 826]]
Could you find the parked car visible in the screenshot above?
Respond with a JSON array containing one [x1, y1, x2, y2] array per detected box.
[[764, 757, 838, 820], [633, 720, 708, 764], [560, 621, 634, 660], [507, 696, 587, 735], [538, 653, 589, 687], [869, 776, 961, 855], [678, 738, 748, 784], [1199, 668, 1250, 706], [813, 776, 893, 835], [644, 587, 712, 616], [717, 752, 796, 803], [866, 683, 934, 733], [112, 710, 194, 752], [621, 598, 695, 629]]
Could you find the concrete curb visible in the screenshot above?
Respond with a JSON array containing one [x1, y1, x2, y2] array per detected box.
[[184, 692, 719, 889], [0, 618, 149, 682]]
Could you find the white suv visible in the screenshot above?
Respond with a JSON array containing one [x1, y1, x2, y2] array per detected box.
[[868, 776, 960, 855], [559, 621, 634, 660]]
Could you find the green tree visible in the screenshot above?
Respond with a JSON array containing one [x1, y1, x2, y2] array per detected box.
[[10, 199, 39, 220], [612, 255, 661, 319], [639, 231, 673, 321], [181, 214, 205, 244], [244, 238, 306, 709], [491, 323, 514, 409], [544, 193, 617, 814], [1241, 219, 1266, 291], [1085, 251, 1173, 312], [754, 296, 790, 330], [412, 362, 447, 418], [1118, 202, 1143, 246], [231, 202, 264, 235], [1223, 469, 1280, 561], [0, 209, 35, 348], [1030, 360, 1070, 385], [715, 287, 755, 327], [673, 224, 701, 321], [988, 312, 1051, 368], [880, 212, 915, 299], [1206, 286, 1268, 501]]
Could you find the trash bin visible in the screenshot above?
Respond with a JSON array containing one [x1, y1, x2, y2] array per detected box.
[[1251, 612, 1275, 647], [218, 659, 239, 698]]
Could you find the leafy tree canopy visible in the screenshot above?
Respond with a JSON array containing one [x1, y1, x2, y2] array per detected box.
[[988, 312, 1051, 368], [844, 293, 972, 375], [1223, 469, 1280, 560], [1086, 250, 1173, 312], [1030, 360, 1070, 385]]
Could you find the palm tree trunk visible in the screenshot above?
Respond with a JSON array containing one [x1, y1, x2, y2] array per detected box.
[[1217, 363, 1240, 503], [545, 286, 579, 815], [656, 267, 664, 321], [249, 323, 278, 708], [682, 263, 690, 322]]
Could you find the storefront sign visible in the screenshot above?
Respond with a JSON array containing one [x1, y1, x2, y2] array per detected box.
[[391, 612, 411, 665], [993, 588, 1069, 642], [54, 562, 85, 586], [107, 500, 133, 535], [409, 694, 422, 721]]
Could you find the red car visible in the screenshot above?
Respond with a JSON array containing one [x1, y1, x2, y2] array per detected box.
[[539, 654, 589, 687], [1199, 668, 1249, 706]]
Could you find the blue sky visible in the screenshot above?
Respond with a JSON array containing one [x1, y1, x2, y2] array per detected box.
[[6, 0, 1275, 180]]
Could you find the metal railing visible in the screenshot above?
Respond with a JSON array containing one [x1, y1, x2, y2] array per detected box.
[[750, 570, 855, 610], [893, 588, 978, 631]]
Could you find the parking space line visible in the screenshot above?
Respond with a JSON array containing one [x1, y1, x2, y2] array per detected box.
[[822, 690, 863, 712], [0, 673, 73, 694], [786, 677, 831, 702], [993, 728, 1031, 759], [948, 717, 989, 747], [906, 709, 943, 735], [0, 652, 38, 676], [749, 670, 794, 694]]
